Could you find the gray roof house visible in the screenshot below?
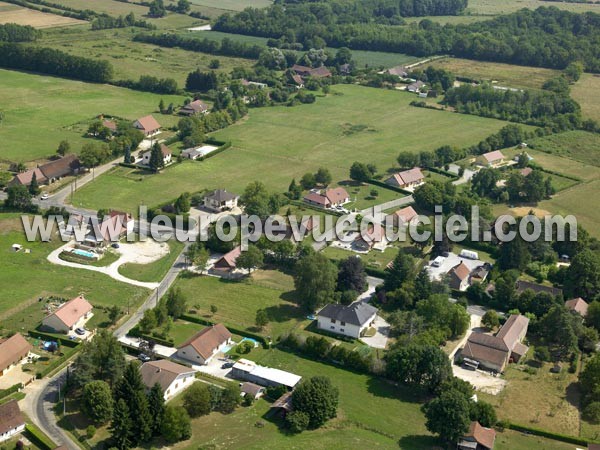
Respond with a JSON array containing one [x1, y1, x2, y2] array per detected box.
[[317, 302, 378, 339], [203, 189, 239, 212]]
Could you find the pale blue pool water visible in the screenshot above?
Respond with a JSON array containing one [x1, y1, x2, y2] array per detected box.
[[73, 249, 96, 258], [239, 337, 259, 347]]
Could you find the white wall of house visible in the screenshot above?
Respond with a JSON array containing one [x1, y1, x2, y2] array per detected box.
[[317, 314, 376, 339], [204, 197, 238, 211], [142, 152, 171, 166], [42, 312, 91, 334], [163, 373, 196, 401], [176, 339, 232, 365], [0, 423, 25, 443]]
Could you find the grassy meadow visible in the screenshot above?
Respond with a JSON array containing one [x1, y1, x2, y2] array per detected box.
[[189, 0, 272, 11], [572, 73, 600, 123], [426, 57, 559, 89], [466, 0, 600, 15], [38, 27, 256, 86], [0, 69, 184, 163], [72, 84, 514, 211], [0, 214, 148, 331]]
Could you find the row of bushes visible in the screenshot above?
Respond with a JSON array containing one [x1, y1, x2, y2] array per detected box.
[[127, 326, 175, 347], [0, 383, 23, 401], [424, 165, 460, 180], [366, 178, 412, 196], [24, 423, 56, 450], [194, 139, 232, 162], [364, 266, 387, 278], [180, 313, 269, 347], [279, 332, 379, 374], [28, 330, 81, 348], [505, 422, 591, 446]]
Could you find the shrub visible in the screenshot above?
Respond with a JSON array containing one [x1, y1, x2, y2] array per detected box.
[[236, 340, 253, 354], [286, 410, 310, 433], [583, 402, 600, 424], [534, 346, 551, 362], [86, 425, 96, 439]]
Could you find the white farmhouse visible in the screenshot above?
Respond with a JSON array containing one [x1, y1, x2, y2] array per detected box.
[[316, 302, 378, 339], [0, 401, 25, 443], [41, 295, 93, 334], [176, 324, 232, 365], [140, 359, 197, 401]]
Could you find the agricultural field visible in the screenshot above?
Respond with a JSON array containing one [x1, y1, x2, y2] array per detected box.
[[425, 57, 560, 90], [0, 69, 184, 163], [528, 131, 600, 169], [0, 1, 85, 28], [572, 73, 600, 123], [0, 213, 148, 331], [466, 0, 600, 15], [72, 84, 516, 211], [38, 27, 255, 86], [189, 0, 272, 11]]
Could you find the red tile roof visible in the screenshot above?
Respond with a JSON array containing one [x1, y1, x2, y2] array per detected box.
[[303, 191, 329, 207], [12, 167, 47, 186], [0, 333, 31, 373], [464, 421, 496, 449], [391, 206, 418, 224], [46, 295, 93, 328], [178, 324, 232, 360], [325, 187, 349, 204], [134, 115, 161, 133], [565, 297, 589, 316], [451, 262, 471, 281], [481, 150, 505, 163], [214, 246, 241, 270]]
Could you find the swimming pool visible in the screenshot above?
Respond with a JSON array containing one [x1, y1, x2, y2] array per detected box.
[[239, 337, 259, 348], [73, 248, 96, 259]]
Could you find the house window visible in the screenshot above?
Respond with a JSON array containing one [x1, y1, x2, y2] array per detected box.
[[340, 321, 346, 326], [330, 318, 336, 324], [330, 326, 335, 330], [340, 329, 344, 333]]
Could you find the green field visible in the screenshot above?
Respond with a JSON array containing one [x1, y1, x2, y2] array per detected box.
[[118, 240, 184, 282], [529, 131, 600, 168], [0, 214, 148, 329], [190, 0, 272, 11], [570, 74, 600, 123], [426, 57, 559, 90], [39, 27, 255, 87], [466, 0, 600, 15], [72, 84, 514, 211], [173, 270, 307, 338], [190, 30, 418, 67], [0, 69, 184, 163]]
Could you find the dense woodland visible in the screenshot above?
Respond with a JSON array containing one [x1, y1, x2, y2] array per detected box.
[[0, 23, 40, 42], [215, 7, 600, 71]]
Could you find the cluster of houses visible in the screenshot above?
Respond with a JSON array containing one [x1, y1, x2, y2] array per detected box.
[[9, 154, 81, 188], [65, 210, 134, 247]]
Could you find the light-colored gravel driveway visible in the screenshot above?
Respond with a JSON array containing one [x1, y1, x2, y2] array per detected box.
[[47, 240, 170, 289]]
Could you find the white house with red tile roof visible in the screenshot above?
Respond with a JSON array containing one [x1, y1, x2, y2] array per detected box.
[[41, 295, 93, 334], [476, 150, 505, 167], [140, 359, 197, 401], [142, 144, 172, 166], [133, 115, 161, 137], [176, 324, 232, 365], [325, 187, 349, 206], [0, 333, 32, 377], [385, 167, 425, 190]]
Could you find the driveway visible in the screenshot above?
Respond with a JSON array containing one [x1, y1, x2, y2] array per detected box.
[[47, 240, 169, 289], [449, 304, 507, 395], [361, 315, 390, 349]]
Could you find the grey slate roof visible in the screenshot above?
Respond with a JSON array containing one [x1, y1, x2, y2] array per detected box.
[[205, 189, 238, 202], [317, 302, 377, 326]]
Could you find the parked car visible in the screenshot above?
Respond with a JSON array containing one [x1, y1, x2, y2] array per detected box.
[[138, 353, 151, 362], [111, 243, 120, 249], [75, 327, 86, 336], [221, 362, 234, 369], [40, 193, 49, 200]]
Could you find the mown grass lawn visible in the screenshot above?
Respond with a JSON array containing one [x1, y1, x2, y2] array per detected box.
[[173, 269, 307, 338], [528, 131, 600, 169], [572, 74, 600, 123], [0, 214, 148, 329], [72, 84, 513, 212], [0, 69, 185, 163], [118, 240, 184, 282]]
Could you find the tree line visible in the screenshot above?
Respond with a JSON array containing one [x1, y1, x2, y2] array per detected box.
[[91, 12, 155, 30], [133, 33, 264, 59], [215, 7, 600, 71], [0, 23, 40, 42], [0, 42, 114, 83], [443, 83, 581, 130]]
